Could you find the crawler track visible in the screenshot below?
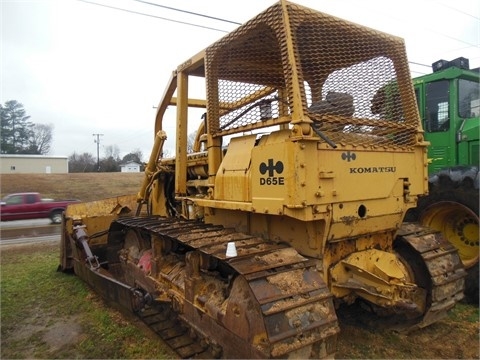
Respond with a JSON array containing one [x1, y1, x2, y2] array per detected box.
[[69, 217, 465, 358], [395, 223, 466, 329], [111, 216, 340, 358], [137, 302, 219, 358]]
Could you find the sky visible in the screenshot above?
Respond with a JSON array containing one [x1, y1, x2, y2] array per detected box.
[[1, 0, 479, 161]]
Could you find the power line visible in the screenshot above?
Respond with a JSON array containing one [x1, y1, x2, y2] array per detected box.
[[76, 0, 477, 69], [409, 61, 432, 68], [437, 1, 480, 21], [131, 0, 242, 25], [75, 0, 230, 33]]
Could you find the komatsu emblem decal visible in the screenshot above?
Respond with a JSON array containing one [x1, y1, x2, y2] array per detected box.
[[341, 151, 356, 161], [259, 159, 284, 185]]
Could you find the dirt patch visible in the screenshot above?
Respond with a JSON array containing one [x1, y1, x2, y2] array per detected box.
[[41, 317, 84, 352], [17, 318, 83, 356], [4, 306, 86, 359]]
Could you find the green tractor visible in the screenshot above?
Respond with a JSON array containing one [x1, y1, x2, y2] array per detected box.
[[407, 57, 479, 303]]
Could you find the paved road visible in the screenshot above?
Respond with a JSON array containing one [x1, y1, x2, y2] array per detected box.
[[0, 234, 60, 246], [0, 219, 60, 244], [0, 219, 52, 228]]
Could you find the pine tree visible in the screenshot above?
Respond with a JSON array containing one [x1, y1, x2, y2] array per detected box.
[[0, 100, 34, 154]]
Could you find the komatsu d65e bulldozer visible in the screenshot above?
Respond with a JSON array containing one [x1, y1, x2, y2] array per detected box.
[[59, 1, 466, 358]]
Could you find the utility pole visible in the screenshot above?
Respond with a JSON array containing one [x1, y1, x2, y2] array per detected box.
[[92, 133, 104, 172]]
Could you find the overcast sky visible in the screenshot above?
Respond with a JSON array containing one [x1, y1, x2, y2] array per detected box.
[[1, 0, 479, 161]]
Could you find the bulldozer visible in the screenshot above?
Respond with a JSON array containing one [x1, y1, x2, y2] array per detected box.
[[59, 1, 466, 358]]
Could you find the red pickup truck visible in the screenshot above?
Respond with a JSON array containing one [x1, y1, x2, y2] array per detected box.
[[0, 192, 79, 224]]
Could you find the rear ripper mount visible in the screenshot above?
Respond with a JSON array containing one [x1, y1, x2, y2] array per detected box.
[[67, 217, 465, 359]]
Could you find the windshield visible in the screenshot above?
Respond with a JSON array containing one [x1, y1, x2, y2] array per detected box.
[[2, 195, 23, 205]]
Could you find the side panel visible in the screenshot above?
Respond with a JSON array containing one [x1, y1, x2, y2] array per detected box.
[[249, 132, 427, 235], [214, 134, 257, 202], [251, 130, 294, 215]]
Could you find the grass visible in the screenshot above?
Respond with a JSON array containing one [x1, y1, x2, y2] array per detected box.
[[336, 301, 479, 359], [0, 173, 144, 202], [0, 242, 177, 359]]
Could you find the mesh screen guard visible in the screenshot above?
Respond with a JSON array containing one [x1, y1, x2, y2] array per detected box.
[[205, 1, 420, 149]]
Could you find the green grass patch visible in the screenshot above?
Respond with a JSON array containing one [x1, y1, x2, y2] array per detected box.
[[448, 302, 479, 323], [1, 243, 177, 359]]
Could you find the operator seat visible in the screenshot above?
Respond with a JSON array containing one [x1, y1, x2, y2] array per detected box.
[[308, 91, 354, 117]]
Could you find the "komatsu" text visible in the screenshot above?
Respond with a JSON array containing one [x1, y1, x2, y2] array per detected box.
[[349, 166, 396, 174]]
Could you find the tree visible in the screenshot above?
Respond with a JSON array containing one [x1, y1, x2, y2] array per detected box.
[[68, 152, 96, 172], [187, 132, 197, 154], [0, 101, 53, 155], [100, 145, 121, 172], [103, 144, 120, 161], [100, 156, 120, 172], [122, 148, 143, 164], [1, 100, 33, 154], [26, 123, 54, 155], [161, 148, 172, 158]]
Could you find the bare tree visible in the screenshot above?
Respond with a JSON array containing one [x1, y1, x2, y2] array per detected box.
[[28, 123, 53, 154], [104, 144, 121, 160], [98, 145, 120, 172], [187, 132, 197, 154], [122, 148, 144, 164], [131, 148, 143, 163], [161, 148, 172, 158], [68, 152, 96, 172]]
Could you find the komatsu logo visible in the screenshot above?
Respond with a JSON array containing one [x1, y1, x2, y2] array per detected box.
[[341, 151, 356, 162], [349, 166, 396, 174]]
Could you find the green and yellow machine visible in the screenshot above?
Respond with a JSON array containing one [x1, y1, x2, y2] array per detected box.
[[59, 2, 466, 358], [407, 59, 479, 303]]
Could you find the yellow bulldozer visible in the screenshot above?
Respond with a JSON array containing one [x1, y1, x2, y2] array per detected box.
[[59, 1, 466, 358]]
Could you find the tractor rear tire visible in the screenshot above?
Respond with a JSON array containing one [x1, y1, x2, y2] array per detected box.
[[406, 166, 479, 304]]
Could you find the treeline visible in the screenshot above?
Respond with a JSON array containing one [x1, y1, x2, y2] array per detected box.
[[68, 148, 144, 173]]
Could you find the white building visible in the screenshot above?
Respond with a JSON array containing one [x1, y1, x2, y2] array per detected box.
[[120, 161, 141, 173], [0, 154, 68, 174]]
